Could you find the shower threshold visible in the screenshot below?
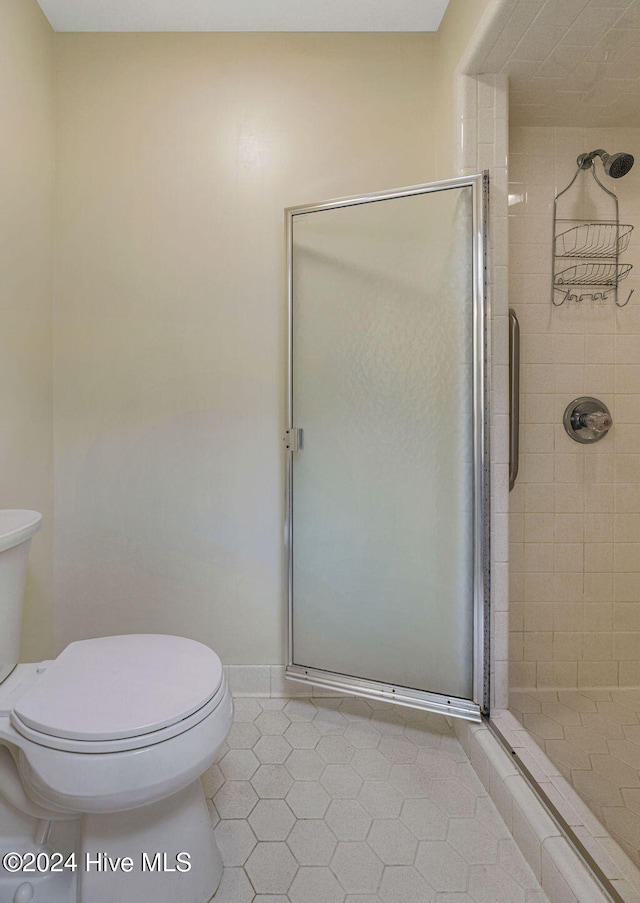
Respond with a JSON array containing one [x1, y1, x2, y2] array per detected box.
[[489, 701, 640, 903]]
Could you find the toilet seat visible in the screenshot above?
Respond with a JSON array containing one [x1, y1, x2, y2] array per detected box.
[[10, 634, 225, 753], [10, 678, 228, 754]]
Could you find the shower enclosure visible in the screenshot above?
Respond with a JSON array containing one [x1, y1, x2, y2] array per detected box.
[[508, 127, 640, 881], [284, 174, 490, 722]]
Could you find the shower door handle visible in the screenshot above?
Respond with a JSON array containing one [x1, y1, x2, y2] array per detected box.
[[509, 308, 520, 491]]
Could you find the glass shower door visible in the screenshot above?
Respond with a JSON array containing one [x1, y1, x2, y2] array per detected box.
[[285, 175, 489, 721]]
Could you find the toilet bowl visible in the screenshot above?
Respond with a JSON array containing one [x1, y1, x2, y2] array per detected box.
[[4, 634, 232, 811], [0, 512, 233, 903]]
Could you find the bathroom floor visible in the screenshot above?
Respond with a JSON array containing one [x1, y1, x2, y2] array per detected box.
[[510, 688, 640, 869], [201, 695, 549, 902]]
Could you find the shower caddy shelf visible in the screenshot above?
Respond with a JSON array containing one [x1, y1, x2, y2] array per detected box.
[[552, 170, 634, 307]]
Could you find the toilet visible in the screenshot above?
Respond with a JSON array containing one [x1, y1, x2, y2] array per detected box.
[[0, 510, 233, 903]]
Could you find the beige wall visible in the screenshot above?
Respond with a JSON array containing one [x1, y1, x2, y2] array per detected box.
[[0, 0, 54, 661], [509, 126, 640, 689], [53, 34, 440, 663], [0, 4, 487, 669]]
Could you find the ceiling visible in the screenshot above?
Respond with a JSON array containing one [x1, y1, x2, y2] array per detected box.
[[470, 0, 640, 126], [35, 0, 450, 33]]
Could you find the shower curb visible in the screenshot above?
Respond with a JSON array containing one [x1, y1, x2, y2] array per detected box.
[[455, 715, 640, 903]]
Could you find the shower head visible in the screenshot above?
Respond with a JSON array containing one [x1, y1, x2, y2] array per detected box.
[[604, 152, 635, 178], [577, 148, 635, 178]]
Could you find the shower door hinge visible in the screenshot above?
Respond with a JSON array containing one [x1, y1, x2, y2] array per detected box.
[[283, 428, 303, 452]]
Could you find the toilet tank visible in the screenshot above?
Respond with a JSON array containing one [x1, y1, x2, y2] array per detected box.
[[0, 510, 42, 667]]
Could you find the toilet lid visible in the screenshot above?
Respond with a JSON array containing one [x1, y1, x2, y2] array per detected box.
[[12, 635, 224, 742]]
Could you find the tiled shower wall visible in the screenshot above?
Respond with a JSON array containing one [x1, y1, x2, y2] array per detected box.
[[509, 126, 640, 690]]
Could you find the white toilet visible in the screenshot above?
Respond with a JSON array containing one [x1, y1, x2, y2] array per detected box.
[[0, 510, 233, 903]]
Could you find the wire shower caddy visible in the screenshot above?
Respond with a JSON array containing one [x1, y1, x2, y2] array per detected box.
[[552, 166, 634, 307]]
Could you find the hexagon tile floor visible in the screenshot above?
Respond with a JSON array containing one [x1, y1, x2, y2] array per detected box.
[[199, 696, 550, 902]]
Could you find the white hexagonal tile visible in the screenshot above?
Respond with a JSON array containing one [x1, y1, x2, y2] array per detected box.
[[253, 735, 293, 764], [389, 764, 432, 798], [429, 781, 478, 818], [435, 895, 474, 903], [259, 698, 288, 710], [248, 798, 296, 841], [255, 710, 291, 735], [400, 798, 448, 840], [447, 818, 499, 865], [330, 841, 384, 894], [325, 799, 372, 841], [285, 749, 326, 781], [351, 749, 391, 781], [284, 699, 318, 721], [206, 799, 220, 829], [251, 764, 294, 799], [321, 764, 363, 799], [214, 819, 257, 866], [358, 781, 403, 818], [287, 819, 338, 865], [367, 819, 418, 865], [232, 698, 262, 722], [467, 863, 526, 903], [424, 713, 454, 735], [211, 866, 255, 902], [476, 798, 511, 841], [345, 723, 382, 749], [338, 697, 375, 721], [496, 838, 541, 891], [378, 736, 418, 764], [285, 722, 322, 749], [313, 697, 342, 710], [369, 711, 406, 735], [213, 781, 258, 819], [219, 748, 260, 781], [415, 748, 457, 780], [414, 841, 469, 892], [455, 761, 486, 793], [201, 763, 224, 798], [289, 866, 345, 903], [438, 733, 470, 762], [378, 865, 435, 903], [227, 722, 261, 749], [286, 781, 331, 818], [204, 694, 547, 903], [314, 705, 349, 733], [404, 708, 442, 725], [523, 891, 550, 903], [368, 699, 399, 714], [317, 735, 354, 764], [245, 842, 298, 894], [402, 725, 441, 748]]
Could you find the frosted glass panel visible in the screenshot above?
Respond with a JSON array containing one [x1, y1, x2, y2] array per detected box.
[[290, 183, 480, 703]]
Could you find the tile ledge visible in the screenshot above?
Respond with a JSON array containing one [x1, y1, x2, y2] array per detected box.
[[455, 715, 617, 903]]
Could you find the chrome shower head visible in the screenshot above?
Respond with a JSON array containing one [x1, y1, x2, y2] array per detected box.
[[577, 148, 634, 178], [603, 152, 634, 178]]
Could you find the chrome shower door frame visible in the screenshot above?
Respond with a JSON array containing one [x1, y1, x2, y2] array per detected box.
[[284, 172, 490, 722]]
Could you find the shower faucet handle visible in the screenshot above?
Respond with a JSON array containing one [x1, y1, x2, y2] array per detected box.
[[578, 410, 612, 432], [563, 397, 612, 444]]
